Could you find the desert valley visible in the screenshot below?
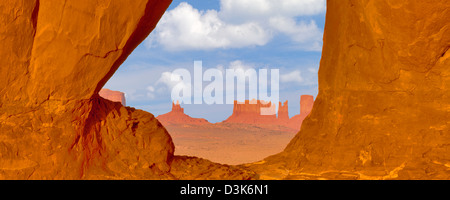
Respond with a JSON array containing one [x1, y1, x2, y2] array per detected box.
[[100, 89, 315, 165]]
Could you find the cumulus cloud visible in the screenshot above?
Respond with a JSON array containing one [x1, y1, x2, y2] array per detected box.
[[280, 70, 304, 83], [146, 2, 271, 51], [227, 60, 255, 71], [219, 0, 326, 22], [307, 67, 318, 73], [156, 72, 182, 89], [280, 67, 319, 86], [146, 0, 326, 51], [269, 17, 323, 51], [146, 86, 156, 99]]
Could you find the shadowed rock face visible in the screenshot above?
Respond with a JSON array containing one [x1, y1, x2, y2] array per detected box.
[[0, 0, 175, 179], [257, 0, 450, 180]]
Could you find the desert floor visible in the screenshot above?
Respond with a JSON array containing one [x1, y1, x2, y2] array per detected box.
[[164, 123, 298, 165]]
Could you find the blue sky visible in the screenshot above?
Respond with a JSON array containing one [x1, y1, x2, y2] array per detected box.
[[104, 0, 326, 123]]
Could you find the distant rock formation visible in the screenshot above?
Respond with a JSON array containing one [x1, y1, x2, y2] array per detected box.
[[171, 101, 184, 113], [157, 101, 210, 126], [278, 101, 290, 122], [223, 100, 277, 125], [223, 97, 314, 130], [287, 95, 315, 130], [99, 88, 126, 106]]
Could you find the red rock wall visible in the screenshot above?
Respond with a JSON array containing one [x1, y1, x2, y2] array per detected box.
[[267, 0, 450, 179]]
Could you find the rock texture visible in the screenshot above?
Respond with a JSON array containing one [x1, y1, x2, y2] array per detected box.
[[256, 0, 450, 180], [170, 156, 256, 180], [99, 88, 126, 106], [0, 0, 178, 179], [157, 101, 210, 126]]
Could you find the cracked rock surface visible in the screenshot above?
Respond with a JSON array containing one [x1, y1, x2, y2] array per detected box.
[[0, 0, 178, 179], [249, 0, 450, 180]]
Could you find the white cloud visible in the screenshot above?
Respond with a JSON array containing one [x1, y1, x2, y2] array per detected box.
[[219, 0, 326, 23], [154, 71, 193, 102], [279, 67, 319, 86], [269, 17, 323, 51], [103, 64, 170, 101], [146, 86, 156, 99], [146, 2, 271, 51], [228, 60, 254, 71], [156, 72, 181, 89], [148, 62, 261, 104], [147, 86, 155, 92], [280, 70, 304, 83], [307, 67, 318, 73], [146, 0, 326, 51]]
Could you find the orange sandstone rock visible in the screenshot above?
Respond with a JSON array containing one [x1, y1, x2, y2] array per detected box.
[[259, 0, 450, 180], [4, 0, 447, 181], [0, 0, 175, 179], [99, 88, 126, 106], [0, 0, 257, 180]]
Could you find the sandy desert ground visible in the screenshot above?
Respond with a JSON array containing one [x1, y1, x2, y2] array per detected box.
[[164, 123, 298, 165]]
